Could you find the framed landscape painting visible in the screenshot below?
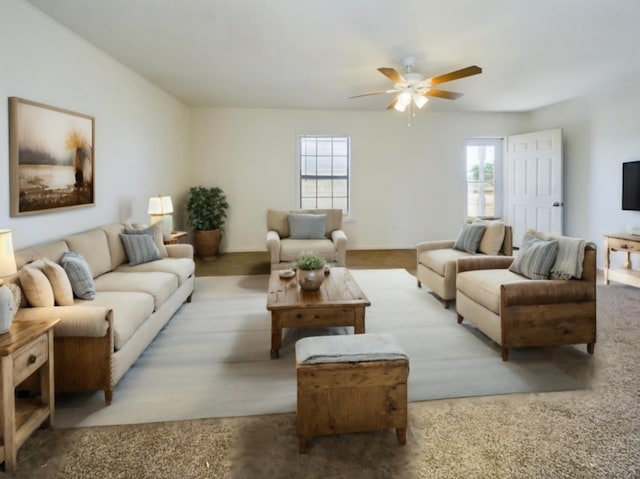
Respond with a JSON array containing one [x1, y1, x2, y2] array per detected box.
[[8, 97, 95, 216]]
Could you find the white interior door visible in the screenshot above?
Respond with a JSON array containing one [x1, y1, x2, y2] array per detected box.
[[505, 128, 563, 247]]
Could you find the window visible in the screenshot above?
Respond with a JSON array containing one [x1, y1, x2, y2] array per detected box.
[[298, 135, 350, 214], [465, 138, 502, 218]]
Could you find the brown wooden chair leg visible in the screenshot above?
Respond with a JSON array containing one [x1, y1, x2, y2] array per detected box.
[[457, 314, 463, 324], [501, 348, 509, 361], [417, 280, 422, 288], [396, 427, 407, 445], [186, 293, 193, 303], [443, 299, 450, 309], [587, 343, 595, 354], [104, 388, 113, 405], [298, 436, 309, 454]]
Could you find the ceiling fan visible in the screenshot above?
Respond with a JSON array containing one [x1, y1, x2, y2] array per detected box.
[[349, 57, 482, 112]]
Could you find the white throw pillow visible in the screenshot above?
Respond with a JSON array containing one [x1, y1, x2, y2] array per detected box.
[[42, 258, 75, 306], [473, 218, 506, 255]]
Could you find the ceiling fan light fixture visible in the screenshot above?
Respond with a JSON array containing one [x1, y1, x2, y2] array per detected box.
[[413, 93, 429, 109], [394, 91, 411, 112]]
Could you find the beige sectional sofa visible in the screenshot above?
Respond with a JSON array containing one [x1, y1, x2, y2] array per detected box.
[[11, 223, 195, 404]]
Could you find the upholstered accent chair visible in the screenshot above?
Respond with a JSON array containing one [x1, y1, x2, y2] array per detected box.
[[416, 220, 513, 308], [455, 238, 596, 361], [266, 209, 347, 271]]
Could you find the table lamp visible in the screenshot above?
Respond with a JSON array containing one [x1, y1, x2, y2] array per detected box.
[[148, 195, 173, 239], [0, 230, 18, 334]]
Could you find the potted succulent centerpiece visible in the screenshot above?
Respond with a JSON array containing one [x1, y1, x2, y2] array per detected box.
[[295, 251, 326, 290], [186, 186, 229, 258]]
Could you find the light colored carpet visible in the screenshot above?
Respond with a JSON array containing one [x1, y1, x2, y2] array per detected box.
[[55, 269, 592, 428], [8, 281, 639, 478]]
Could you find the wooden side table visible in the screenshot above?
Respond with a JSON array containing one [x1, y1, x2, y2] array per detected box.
[[604, 233, 640, 287], [164, 231, 188, 245], [0, 319, 59, 473]]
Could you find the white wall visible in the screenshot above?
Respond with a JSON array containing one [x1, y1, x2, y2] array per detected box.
[[191, 107, 527, 252], [0, 0, 191, 249], [529, 80, 640, 268]]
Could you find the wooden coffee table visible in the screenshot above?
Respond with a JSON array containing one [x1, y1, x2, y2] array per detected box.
[[266, 268, 371, 359]]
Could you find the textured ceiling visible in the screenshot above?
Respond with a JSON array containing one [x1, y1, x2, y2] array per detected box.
[[23, 0, 640, 112]]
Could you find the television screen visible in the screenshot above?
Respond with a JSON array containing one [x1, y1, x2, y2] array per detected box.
[[622, 161, 640, 211]]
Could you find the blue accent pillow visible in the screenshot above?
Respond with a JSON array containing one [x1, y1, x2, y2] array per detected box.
[[288, 214, 326, 239], [60, 252, 96, 300], [120, 234, 162, 266], [453, 223, 486, 254], [509, 234, 559, 279]]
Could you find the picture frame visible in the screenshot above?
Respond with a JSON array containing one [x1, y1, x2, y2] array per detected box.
[[8, 97, 95, 216]]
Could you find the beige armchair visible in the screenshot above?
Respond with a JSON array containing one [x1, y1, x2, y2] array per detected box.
[[455, 243, 596, 361], [416, 222, 513, 308], [266, 209, 347, 271]]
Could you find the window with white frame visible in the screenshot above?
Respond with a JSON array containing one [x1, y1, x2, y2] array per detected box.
[[298, 135, 350, 215], [465, 138, 503, 218]]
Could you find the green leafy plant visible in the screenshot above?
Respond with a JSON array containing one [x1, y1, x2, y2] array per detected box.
[[295, 251, 326, 270], [186, 186, 229, 231]]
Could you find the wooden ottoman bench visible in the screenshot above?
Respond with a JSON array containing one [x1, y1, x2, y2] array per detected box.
[[295, 333, 409, 453]]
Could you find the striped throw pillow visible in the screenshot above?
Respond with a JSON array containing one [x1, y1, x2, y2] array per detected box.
[[453, 223, 487, 254], [120, 234, 162, 266], [509, 235, 559, 279], [61, 252, 96, 300]]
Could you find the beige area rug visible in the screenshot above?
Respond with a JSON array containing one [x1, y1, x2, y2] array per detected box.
[[8, 282, 640, 478], [54, 269, 593, 428]]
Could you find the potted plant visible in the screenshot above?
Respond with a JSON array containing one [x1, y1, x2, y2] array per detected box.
[[295, 251, 326, 290], [186, 186, 229, 258]]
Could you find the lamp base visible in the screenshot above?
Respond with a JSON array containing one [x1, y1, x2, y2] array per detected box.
[[0, 285, 16, 334]]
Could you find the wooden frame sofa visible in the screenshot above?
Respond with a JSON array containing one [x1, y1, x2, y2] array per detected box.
[[455, 240, 596, 361], [11, 223, 195, 404]]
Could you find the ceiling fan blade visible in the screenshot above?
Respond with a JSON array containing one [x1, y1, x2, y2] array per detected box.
[[424, 89, 464, 100], [378, 67, 406, 84], [386, 97, 399, 110], [429, 65, 482, 85], [348, 89, 397, 99]]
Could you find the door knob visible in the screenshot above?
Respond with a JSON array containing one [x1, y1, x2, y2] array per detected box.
[[552, 202, 562, 207]]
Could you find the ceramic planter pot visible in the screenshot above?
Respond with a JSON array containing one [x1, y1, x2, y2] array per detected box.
[[297, 269, 324, 290]]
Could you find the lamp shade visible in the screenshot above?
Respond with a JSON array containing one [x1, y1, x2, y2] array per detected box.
[[0, 230, 17, 278], [148, 196, 173, 215]]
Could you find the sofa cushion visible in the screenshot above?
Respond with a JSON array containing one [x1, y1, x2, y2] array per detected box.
[[288, 213, 326, 239], [418, 248, 473, 276], [120, 234, 162, 266], [280, 238, 336, 262], [115, 257, 195, 285], [61, 252, 96, 300], [42, 258, 74, 306], [509, 235, 559, 280], [473, 219, 506, 255], [64, 229, 112, 278], [93, 271, 178, 310], [102, 223, 127, 270], [14, 240, 70, 270], [19, 260, 55, 307], [453, 223, 487, 254], [77, 291, 155, 350], [457, 269, 527, 314]]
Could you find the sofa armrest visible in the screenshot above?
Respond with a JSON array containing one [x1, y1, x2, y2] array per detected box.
[[457, 255, 515, 273], [266, 230, 281, 264], [416, 240, 456, 254], [14, 305, 112, 338], [165, 243, 194, 259], [501, 279, 596, 306], [331, 229, 348, 266]]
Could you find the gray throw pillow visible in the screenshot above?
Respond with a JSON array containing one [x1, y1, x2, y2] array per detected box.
[[288, 214, 326, 239], [124, 223, 168, 257], [60, 252, 96, 300], [120, 234, 162, 266], [453, 223, 487, 254], [509, 235, 559, 279]]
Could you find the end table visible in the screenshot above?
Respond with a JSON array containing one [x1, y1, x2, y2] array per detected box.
[[0, 318, 59, 473], [164, 231, 188, 245]]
